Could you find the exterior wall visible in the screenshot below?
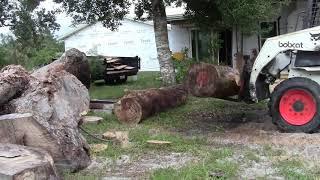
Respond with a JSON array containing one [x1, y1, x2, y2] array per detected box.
[[64, 20, 158, 71], [286, 0, 307, 33], [231, 0, 307, 68], [231, 30, 259, 67], [168, 24, 192, 57], [64, 19, 191, 71]]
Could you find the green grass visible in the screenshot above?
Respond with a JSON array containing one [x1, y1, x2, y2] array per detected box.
[[275, 159, 314, 180], [150, 148, 238, 180], [90, 71, 162, 99], [75, 71, 318, 179]]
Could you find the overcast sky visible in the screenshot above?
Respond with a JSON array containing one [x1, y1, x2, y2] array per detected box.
[[0, 0, 185, 39]]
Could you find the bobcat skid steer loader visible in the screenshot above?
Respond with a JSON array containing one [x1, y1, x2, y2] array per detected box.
[[249, 0, 320, 133], [250, 26, 320, 133]]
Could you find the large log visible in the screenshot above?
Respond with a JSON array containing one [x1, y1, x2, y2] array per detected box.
[[6, 70, 91, 171], [0, 143, 59, 180], [185, 63, 241, 98], [0, 49, 92, 171], [32, 48, 91, 89], [0, 65, 29, 106], [114, 85, 188, 124]]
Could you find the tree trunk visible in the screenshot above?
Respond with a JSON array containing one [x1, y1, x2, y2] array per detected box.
[[186, 63, 241, 98], [151, 0, 176, 85], [114, 85, 187, 124], [0, 143, 59, 180]]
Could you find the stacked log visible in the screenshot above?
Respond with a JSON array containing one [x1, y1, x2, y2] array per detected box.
[[0, 48, 92, 172], [185, 63, 241, 98], [114, 85, 188, 124], [104, 57, 136, 71]]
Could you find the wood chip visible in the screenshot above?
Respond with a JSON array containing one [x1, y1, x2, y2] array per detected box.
[[82, 116, 103, 124], [102, 131, 130, 148], [90, 144, 108, 153], [146, 140, 172, 145]]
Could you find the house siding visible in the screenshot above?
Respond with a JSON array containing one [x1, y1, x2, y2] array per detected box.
[[64, 19, 191, 71]]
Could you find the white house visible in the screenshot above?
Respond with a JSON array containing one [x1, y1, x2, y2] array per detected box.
[[60, 0, 313, 71], [60, 18, 190, 71]]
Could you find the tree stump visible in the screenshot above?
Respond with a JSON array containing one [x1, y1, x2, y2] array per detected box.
[[0, 143, 59, 180], [185, 63, 240, 98], [114, 85, 188, 124]]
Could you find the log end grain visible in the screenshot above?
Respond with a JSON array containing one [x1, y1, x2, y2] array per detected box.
[[186, 63, 219, 97], [114, 97, 143, 124], [0, 143, 59, 179]]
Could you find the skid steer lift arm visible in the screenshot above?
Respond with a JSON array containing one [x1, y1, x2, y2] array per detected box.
[[249, 26, 320, 102]]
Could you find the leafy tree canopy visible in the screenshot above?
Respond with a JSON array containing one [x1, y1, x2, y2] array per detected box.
[[184, 0, 290, 34], [0, 0, 63, 69]]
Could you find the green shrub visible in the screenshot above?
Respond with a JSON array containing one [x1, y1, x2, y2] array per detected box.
[[88, 56, 105, 81], [173, 58, 196, 83]]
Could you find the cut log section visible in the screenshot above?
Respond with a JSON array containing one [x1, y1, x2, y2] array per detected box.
[[0, 49, 92, 172], [0, 143, 59, 179], [0, 65, 29, 106], [185, 63, 241, 98], [114, 85, 188, 124], [32, 48, 91, 89]]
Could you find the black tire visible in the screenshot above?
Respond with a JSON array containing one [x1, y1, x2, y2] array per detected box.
[[269, 77, 320, 133], [104, 77, 117, 85], [116, 76, 128, 84]]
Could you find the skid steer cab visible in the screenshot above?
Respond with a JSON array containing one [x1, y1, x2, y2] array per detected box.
[[250, 26, 320, 133]]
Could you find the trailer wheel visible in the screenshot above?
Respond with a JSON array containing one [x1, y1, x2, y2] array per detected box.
[[270, 77, 320, 133], [116, 75, 128, 84]]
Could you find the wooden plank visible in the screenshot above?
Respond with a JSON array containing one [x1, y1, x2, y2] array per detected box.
[[106, 58, 120, 63], [114, 65, 128, 70], [124, 66, 135, 70], [106, 70, 134, 75], [106, 68, 115, 71]]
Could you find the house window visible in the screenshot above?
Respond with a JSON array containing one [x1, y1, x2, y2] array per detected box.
[[191, 30, 211, 62], [260, 21, 278, 48], [191, 30, 232, 65]]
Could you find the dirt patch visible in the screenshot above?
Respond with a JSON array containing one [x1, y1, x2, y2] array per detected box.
[[83, 152, 196, 179], [181, 105, 320, 178]]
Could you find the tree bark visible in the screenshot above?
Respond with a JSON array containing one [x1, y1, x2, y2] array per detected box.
[[0, 49, 92, 172], [32, 48, 91, 89], [0, 65, 29, 107], [151, 0, 176, 85], [0, 143, 59, 180], [186, 63, 241, 98], [114, 85, 187, 124]]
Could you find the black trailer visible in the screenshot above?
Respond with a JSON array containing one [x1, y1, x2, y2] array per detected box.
[[103, 56, 140, 84]]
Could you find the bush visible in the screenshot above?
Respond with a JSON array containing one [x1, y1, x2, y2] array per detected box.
[[173, 58, 196, 83], [88, 56, 105, 81], [0, 34, 63, 70]]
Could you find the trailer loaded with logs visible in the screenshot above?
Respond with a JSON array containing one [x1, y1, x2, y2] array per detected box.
[[103, 56, 140, 84]]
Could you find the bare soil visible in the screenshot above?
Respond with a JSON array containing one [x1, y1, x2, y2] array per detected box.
[[184, 106, 320, 178]]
